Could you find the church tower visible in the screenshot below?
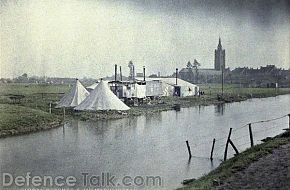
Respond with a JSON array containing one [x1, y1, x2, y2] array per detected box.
[[214, 38, 225, 71]]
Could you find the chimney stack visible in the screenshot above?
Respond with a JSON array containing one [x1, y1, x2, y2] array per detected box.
[[176, 68, 178, 85], [115, 64, 117, 81], [120, 66, 122, 81], [143, 66, 146, 81]]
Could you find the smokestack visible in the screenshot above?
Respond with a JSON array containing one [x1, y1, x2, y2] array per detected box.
[[143, 66, 146, 81], [120, 66, 122, 81], [176, 68, 178, 85], [115, 64, 117, 81], [133, 65, 135, 81]]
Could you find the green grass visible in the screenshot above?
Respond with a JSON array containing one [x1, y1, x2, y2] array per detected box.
[[199, 83, 290, 97], [0, 104, 61, 137], [0, 83, 70, 95], [179, 134, 290, 190], [0, 83, 70, 113]]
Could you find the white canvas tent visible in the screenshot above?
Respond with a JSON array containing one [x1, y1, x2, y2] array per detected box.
[[74, 80, 130, 111], [56, 79, 90, 108], [159, 78, 199, 97], [135, 77, 199, 97], [86, 82, 99, 92]]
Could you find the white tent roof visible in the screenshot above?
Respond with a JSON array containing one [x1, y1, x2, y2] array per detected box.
[[74, 80, 130, 111], [86, 82, 99, 90], [56, 79, 90, 108], [136, 77, 198, 87]]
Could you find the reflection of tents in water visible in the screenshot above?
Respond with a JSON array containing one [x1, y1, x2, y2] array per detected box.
[[74, 80, 130, 111], [56, 79, 90, 108]]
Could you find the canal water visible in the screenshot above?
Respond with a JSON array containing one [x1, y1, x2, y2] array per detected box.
[[0, 95, 290, 189]]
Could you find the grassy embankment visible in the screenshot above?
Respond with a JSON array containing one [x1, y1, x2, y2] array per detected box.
[[0, 83, 290, 136], [0, 104, 62, 137], [0, 84, 67, 137], [178, 132, 290, 190]]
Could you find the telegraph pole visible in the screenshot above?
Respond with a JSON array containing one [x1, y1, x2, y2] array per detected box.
[[222, 65, 224, 95]]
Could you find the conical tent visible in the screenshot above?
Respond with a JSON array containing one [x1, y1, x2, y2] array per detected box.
[[86, 82, 99, 92], [56, 79, 90, 108], [74, 80, 130, 111]]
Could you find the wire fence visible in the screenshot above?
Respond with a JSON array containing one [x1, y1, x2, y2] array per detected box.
[[185, 113, 290, 161]]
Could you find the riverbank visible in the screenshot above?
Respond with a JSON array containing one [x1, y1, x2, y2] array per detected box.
[[0, 104, 62, 138], [1, 83, 290, 136], [179, 132, 290, 190], [78, 91, 290, 121]]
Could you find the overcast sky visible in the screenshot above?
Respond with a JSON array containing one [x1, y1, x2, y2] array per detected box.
[[1, 0, 289, 78]]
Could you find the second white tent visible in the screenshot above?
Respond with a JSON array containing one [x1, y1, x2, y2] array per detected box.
[[74, 80, 130, 111]]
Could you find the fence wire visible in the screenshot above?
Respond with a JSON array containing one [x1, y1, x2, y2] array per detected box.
[[186, 113, 289, 160]]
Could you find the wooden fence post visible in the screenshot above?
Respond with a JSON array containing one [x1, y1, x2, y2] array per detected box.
[[229, 139, 239, 155], [210, 138, 216, 161], [224, 128, 232, 161], [248, 123, 254, 147], [288, 114, 290, 129], [186, 140, 192, 159]]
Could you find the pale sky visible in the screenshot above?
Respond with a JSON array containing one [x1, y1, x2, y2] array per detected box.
[[1, 0, 289, 78]]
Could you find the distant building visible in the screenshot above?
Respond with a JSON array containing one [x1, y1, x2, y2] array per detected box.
[[136, 73, 144, 77], [229, 65, 290, 87], [215, 37, 225, 71], [178, 38, 290, 87], [179, 38, 227, 83], [179, 67, 222, 83]]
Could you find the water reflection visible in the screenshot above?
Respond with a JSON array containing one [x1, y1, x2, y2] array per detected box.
[[145, 111, 162, 125], [215, 103, 225, 115], [0, 95, 289, 190]]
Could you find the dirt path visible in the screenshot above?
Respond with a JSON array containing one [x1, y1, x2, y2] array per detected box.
[[216, 143, 290, 190]]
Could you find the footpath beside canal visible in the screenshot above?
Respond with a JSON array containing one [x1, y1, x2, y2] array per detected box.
[[180, 132, 290, 190], [216, 141, 290, 190]]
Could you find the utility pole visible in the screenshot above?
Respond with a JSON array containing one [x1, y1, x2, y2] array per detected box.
[[222, 64, 224, 95]]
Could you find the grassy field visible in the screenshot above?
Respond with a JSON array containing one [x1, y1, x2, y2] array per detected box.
[[0, 103, 62, 137], [0, 83, 69, 113], [0, 83, 68, 137], [178, 132, 290, 190], [0, 83, 290, 136], [199, 83, 290, 97]]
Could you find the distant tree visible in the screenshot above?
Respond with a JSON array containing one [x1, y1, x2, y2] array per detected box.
[[128, 61, 135, 80], [149, 74, 158, 78], [193, 59, 201, 83], [186, 61, 193, 69], [22, 73, 28, 78], [193, 59, 201, 68]]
